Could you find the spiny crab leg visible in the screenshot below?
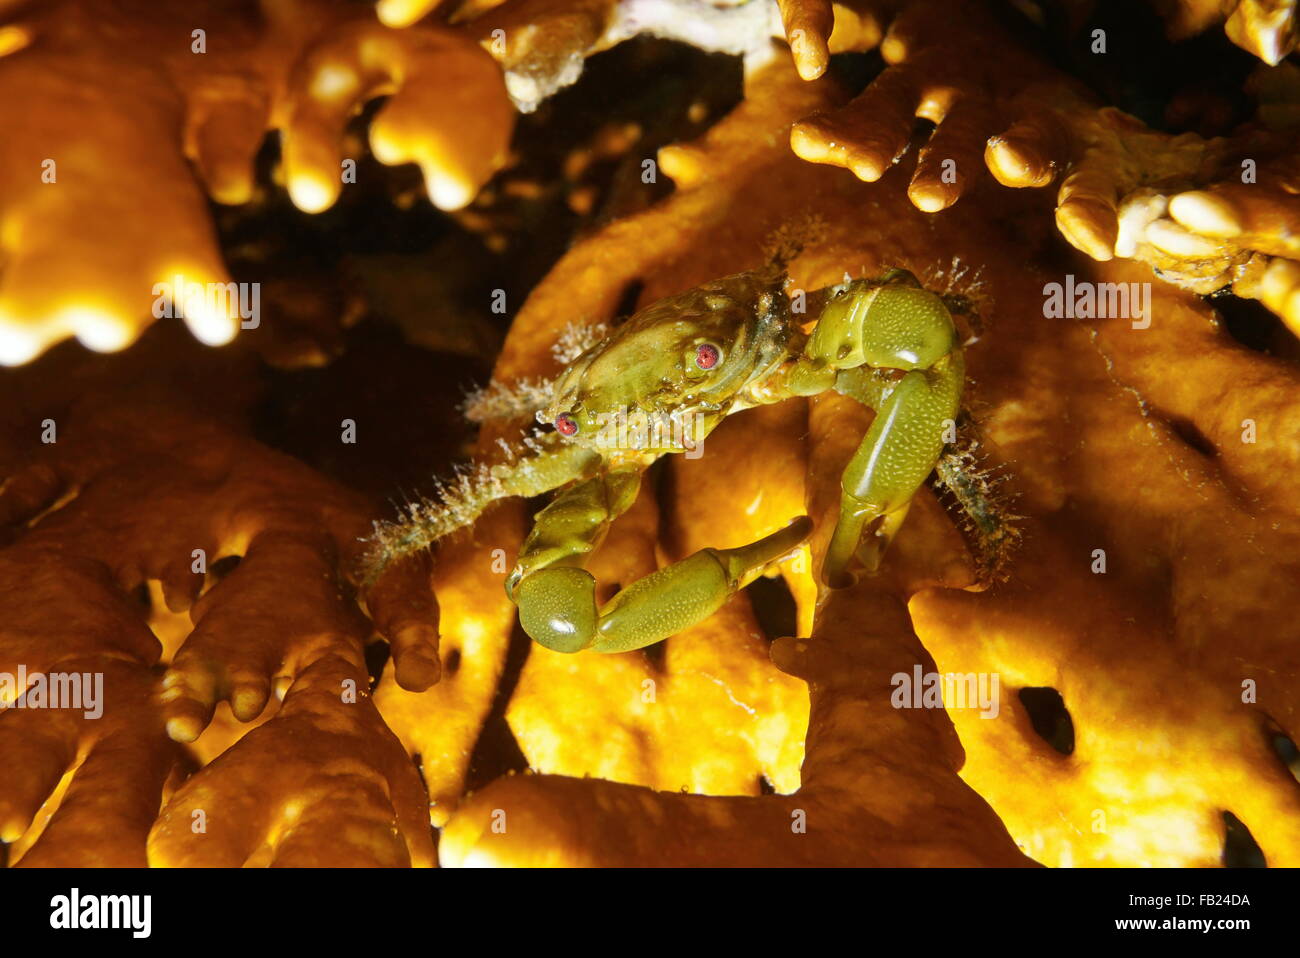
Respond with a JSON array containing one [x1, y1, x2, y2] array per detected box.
[[510, 462, 811, 653], [363, 430, 601, 585]]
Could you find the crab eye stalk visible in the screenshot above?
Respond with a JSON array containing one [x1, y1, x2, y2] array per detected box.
[[555, 413, 579, 436], [695, 343, 721, 370]]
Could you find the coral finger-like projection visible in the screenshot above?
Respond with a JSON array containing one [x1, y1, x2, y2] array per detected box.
[[791, 0, 1057, 212], [1223, 0, 1300, 61], [0, 645, 178, 867], [981, 88, 1300, 331], [149, 648, 436, 867], [1154, 0, 1299, 63], [0, 0, 512, 365], [773, 0, 893, 79], [0, 335, 445, 866], [281, 14, 513, 214], [786, 0, 1300, 334]]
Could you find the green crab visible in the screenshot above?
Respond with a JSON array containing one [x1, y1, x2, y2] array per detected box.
[[369, 266, 992, 655]]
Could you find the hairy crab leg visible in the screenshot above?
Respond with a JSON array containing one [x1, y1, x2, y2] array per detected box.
[[363, 433, 601, 584]]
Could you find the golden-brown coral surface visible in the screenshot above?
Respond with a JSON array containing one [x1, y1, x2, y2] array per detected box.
[[2, 0, 1298, 868], [0, 0, 512, 364]]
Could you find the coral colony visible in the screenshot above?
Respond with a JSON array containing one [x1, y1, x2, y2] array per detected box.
[[0, 0, 1297, 870]]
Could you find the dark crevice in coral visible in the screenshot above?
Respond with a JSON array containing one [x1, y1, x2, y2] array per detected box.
[[550, 38, 743, 231], [463, 619, 532, 793], [757, 774, 776, 796], [1018, 686, 1075, 756], [1221, 811, 1267, 868], [825, 49, 886, 100], [641, 636, 667, 671], [613, 278, 646, 322], [1063, 0, 1257, 137], [1166, 414, 1218, 459], [130, 581, 152, 615], [208, 554, 241, 582], [1263, 718, 1300, 786], [253, 323, 484, 501], [410, 752, 439, 855], [364, 638, 390, 693], [746, 573, 798, 643], [1213, 291, 1300, 363]]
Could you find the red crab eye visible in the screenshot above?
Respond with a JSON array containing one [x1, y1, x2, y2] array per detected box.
[[555, 413, 579, 436], [695, 343, 720, 370]]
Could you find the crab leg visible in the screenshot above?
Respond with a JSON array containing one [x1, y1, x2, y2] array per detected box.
[[506, 464, 643, 599], [783, 275, 965, 586], [511, 468, 811, 652], [362, 430, 604, 585], [584, 516, 812, 653], [822, 352, 963, 586]]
